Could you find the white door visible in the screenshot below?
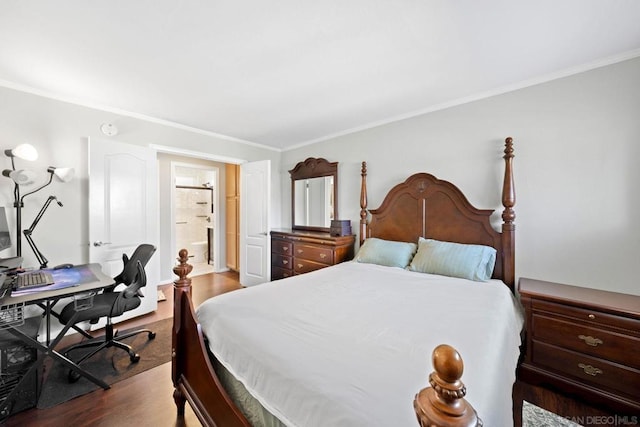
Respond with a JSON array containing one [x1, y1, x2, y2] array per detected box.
[[88, 138, 159, 324], [239, 160, 270, 286]]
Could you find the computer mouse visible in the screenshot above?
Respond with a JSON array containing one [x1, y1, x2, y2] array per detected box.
[[54, 263, 74, 270]]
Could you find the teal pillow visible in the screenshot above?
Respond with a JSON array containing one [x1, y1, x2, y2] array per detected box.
[[355, 237, 418, 268], [408, 238, 496, 282]]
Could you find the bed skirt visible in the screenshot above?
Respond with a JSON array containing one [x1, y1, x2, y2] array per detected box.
[[213, 356, 286, 427]]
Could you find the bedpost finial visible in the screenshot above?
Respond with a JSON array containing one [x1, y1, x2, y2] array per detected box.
[[432, 344, 463, 384], [413, 344, 482, 426], [173, 248, 193, 288], [503, 137, 514, 159]]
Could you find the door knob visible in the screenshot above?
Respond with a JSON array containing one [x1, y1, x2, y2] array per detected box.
[[93, 241, 112, 247]]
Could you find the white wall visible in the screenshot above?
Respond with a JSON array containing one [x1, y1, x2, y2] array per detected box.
[[0, 85, 281, 285], [282, 57, 640, 296]]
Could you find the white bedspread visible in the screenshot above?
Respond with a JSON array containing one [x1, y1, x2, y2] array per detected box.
[[197, 262, 524, 427]]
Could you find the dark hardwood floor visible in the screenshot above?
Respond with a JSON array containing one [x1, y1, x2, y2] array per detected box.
[[4, 271, 242, 427]]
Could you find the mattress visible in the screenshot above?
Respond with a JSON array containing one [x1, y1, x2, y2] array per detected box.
[[197, 261, 524, 426]]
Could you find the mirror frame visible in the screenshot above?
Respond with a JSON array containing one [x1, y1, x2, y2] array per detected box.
[[289, 157, 338, 232]]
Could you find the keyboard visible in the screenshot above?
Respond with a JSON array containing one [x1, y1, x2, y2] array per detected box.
[[15, 271, 55, 289]]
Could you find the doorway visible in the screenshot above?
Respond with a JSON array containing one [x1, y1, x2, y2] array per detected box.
[[172, 163, 218, 277], [152, 144, 271, 286]]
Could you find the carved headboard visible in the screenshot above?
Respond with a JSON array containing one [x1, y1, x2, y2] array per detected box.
[[359, 137, 516, 291]]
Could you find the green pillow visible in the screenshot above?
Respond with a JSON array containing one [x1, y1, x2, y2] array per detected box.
[[355, 237, 418, 268], [408, 238, 496, 282]]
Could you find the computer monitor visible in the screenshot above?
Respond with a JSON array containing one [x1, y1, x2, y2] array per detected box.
[[0, 207, 11, 252]]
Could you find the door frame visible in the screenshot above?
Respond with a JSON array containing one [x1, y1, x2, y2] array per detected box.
[[150, 144, 248, 282], [170, 161, 220, 272]]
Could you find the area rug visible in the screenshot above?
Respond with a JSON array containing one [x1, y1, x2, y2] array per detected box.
[[37, 317, 172, 409], [522, 400, 582, 427]]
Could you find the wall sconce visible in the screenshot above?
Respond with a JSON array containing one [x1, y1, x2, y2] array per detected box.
[[2, 144, 75, 259]]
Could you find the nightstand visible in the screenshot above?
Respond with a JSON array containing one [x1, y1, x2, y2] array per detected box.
[[518, 278, 640, 414]]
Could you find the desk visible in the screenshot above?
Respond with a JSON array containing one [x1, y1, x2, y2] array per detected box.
[[0, 264, 114, 416]]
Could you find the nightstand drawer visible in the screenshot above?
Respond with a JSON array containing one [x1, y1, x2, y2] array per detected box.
[[293, 244, 333, 265], [293, 259, 326, 274], [272, 240, 293, 256], [533, 300, 640, 332], [532, 341, 640, 399], [532, 314, 640, 369]]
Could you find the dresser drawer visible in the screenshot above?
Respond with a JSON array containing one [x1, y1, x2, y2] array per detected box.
[[532, 341, 640, 399], [272, 240, 293, 256], [271, 266, 293, 280], [272, 254, 293, 270], [293, 244, 333, 265], [532, 314, 640, 369], [293, 259, 327, 274]]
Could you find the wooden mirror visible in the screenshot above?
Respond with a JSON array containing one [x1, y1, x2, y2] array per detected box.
[[290, 158, 338, 232]]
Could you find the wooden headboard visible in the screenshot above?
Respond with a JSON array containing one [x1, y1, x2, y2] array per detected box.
[[359, 137, 516, 291]]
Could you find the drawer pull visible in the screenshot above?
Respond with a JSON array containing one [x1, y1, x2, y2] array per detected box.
[[578, 363, 603, 377], [578, 335, 603, 347], [319, 253, 327, 259], [297, 263, 304, 269], [282, 246, 289, 251], [282, 260, 288, 265], [297, 249, 304, 254], [588, 314, 596, 320]]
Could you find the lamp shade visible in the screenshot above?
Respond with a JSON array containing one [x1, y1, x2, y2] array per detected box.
[[2, 169, 37, 185], [4, 144, 38, 161], [49, 167, 75, 183]]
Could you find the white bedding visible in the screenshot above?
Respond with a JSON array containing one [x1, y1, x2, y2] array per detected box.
[[197, 262, 524, 427]]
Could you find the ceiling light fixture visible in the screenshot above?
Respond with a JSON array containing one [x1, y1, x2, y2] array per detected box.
[[100, 123, 118, 136]]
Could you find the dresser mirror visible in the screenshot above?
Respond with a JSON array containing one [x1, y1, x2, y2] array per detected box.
[[290, 158, 338, 232]]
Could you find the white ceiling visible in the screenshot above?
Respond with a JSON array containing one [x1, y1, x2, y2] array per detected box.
[[1, 1, 640, 151]]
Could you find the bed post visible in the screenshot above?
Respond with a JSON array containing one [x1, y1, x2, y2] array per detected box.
[[501, 137, 516, 291], [414, 344, 482, 426], [172, 248, 193, 416], [360, 161, 368, 246]]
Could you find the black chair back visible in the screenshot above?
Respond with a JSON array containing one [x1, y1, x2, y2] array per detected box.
[[113, 244, 156, 288]]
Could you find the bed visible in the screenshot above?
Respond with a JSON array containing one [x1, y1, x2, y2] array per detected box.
[[171, 137, 521, 426]]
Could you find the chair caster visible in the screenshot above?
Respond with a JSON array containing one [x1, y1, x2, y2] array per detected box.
[[148, 331, 156, 340], [130, 353, 140, 363], [68, 369, 81, 383]]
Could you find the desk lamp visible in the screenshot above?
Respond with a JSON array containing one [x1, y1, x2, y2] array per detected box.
[[24, 196, 63, 269], [2, 144, 75, 260]]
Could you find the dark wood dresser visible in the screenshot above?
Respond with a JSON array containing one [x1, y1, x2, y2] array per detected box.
[[270, 229, 355, 280], [518, 278, 640, 414]]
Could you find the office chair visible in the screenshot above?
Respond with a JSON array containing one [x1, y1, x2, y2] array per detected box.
[[59, 244, 157, 382]]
